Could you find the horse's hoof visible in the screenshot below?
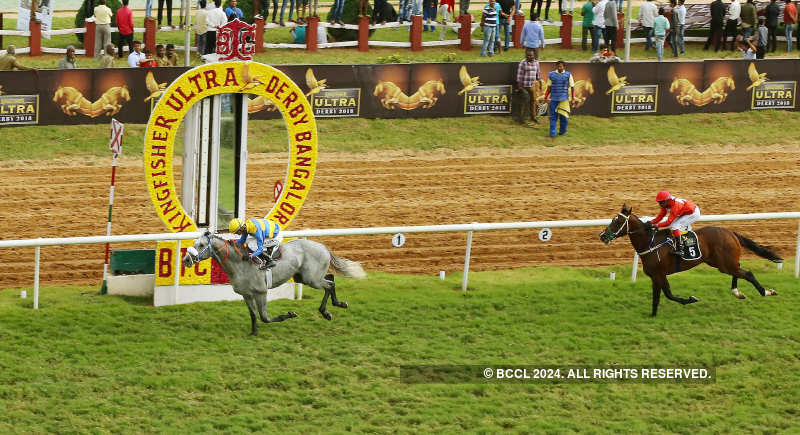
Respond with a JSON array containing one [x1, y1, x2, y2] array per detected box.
[[321, 311, 332, 321], [338, 301, 348, 309], [766, 289, 778, 296], [688, 296, 699, 303], [250, 331, 258, 336], [288, 311, 298, 318]]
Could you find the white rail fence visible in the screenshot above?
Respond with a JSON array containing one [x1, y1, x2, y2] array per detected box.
[[1, 211, 798, 309]]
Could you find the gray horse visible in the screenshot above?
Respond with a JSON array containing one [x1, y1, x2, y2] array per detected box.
[[182, 232, 366, 336]]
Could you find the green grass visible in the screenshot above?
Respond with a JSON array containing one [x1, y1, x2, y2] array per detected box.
[[0, 110, 797, 162], [4, 10, 798, 69], [1, 261, 797, 432]]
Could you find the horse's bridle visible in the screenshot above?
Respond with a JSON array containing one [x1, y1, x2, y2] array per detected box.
[[604, 213, 631, 241], [186, 233, 214, 265]]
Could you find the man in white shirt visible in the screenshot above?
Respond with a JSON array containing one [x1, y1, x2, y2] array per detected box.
[[592, 0, 607, 52], [128, 40, 146, 67], [675, 0, 686, 54], [205, 0, 228, 54], [93, 0, 113, 59], [638, 0, 658, 50], [725, 0, 741, 50]]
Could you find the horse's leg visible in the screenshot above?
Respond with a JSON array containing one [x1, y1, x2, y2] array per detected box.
[[255, 291, 297, 323], [730, 276, 746, 299], [651, 278, 662, 317], [326, 274, 348, 309], [243, 295, 259, 336], [318, 287, 332, 320], [661, 280, 700, 305], [735, 269, 777, 297]]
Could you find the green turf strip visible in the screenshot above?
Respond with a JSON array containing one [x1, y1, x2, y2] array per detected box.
[[0, 261, 797, 432]]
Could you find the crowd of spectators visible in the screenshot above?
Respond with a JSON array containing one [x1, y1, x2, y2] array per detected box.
[[4, 0, 800, 71]]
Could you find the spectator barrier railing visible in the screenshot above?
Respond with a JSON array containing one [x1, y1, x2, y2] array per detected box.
[[1, 211, 798, 309], [0, 11, 575, 56]]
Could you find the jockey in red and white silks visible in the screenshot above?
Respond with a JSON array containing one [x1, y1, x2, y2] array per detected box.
[[648, 190, 701, 253]]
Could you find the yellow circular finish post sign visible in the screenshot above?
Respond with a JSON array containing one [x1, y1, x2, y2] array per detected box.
[[144, 62, 317, 286], [144, 61, 318, 233]]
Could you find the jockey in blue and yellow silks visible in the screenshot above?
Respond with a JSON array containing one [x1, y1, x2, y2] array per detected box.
[[229, 217, 283, 269]]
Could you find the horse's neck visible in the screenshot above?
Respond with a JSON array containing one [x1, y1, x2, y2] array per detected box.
[[210, 238, 246, 276], [626, 215, 650, 250]]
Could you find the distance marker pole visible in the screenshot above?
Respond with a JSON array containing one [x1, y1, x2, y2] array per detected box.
[[101, 119, 124, 294]]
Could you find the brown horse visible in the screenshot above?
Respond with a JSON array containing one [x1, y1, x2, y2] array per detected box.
[[599, 204, 782, 316]]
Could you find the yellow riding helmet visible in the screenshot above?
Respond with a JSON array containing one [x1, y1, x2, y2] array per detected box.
[[228, 218, 245, 233]]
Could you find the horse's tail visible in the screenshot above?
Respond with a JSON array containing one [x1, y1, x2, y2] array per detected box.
[[734, 232, 783, 263], [330, 253, 367, 279]]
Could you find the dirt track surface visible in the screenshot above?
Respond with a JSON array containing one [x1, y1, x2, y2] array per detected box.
[[1, 144, 798, 288]]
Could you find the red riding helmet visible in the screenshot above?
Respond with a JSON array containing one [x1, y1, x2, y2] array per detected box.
[[655, 190, 671, 202]]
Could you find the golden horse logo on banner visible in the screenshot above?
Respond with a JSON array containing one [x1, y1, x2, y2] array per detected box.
[[53, 85, 131, 118]]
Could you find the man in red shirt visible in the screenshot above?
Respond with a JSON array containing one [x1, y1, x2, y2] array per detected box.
[[646, 190, 701, 254], [116, 0, 135, 58], [784, 0, 797, 52]]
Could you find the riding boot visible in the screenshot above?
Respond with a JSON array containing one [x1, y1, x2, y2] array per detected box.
[[258, 248, 276, 270], [672, 235, 683, 256]]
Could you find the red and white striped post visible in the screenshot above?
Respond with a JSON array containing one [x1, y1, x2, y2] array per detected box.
[[101, 119, 124, 294]]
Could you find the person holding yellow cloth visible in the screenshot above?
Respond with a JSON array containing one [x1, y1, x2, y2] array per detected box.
[[544, 60, 574, 137]]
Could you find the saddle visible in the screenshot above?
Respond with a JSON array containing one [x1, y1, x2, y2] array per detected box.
[[669, 230, 702, 261]]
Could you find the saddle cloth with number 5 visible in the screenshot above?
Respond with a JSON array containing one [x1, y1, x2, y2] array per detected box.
[[676, 231, 702, 261]]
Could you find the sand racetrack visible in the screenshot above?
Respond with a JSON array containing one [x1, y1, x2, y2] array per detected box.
[[1, 144, 798, 288]]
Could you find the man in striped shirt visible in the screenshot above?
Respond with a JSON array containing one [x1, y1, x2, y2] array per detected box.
[[480, 0, 501, 56], [516, 49, 541, 126]]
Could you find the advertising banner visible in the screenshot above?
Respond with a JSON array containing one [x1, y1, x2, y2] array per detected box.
[[1, 60, 799, 128]]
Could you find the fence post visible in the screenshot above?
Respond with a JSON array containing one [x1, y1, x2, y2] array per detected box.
[[358, 15, 369, 52], [560, 13, 572, 48], [462, 223, 476, 292], [255, 16, 265, 53], [29, 18, 41, 56], [307, 16, 320, 51], [0, 13, 4, 52], [631, 252, 638, 282], [616, 12, 624, 51], [458, 14, 471, 51], [173, 241, 181, 305], [84, 19, 96, 58], [144, 17, 157, 54], [306, 17, 318, 51], [513, 12, 524, 48], [34, 244, 40, 309], [795, 221, 800, 278], [410, 14, 423, 51]]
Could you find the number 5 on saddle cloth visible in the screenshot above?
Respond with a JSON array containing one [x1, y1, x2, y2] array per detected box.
[[674, 231, 702, 261]]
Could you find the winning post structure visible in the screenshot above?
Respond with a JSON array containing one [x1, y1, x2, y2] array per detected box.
[[140, 20, 320, 306]]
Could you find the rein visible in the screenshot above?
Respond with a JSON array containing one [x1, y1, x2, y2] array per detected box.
[[605, 212, 669, 260], [636, 230, 671, 259]]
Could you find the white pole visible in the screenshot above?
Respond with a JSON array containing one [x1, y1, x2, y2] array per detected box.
[[184, 0, 192, 66], [34, 245, 40, 309], [296, 235, 306, 300], [795, 221, 800, 278], [631, 252, 638, 282], [624, 0, 632, 61], [462, 224, 476, 292], [173, 241, 181, 304]]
